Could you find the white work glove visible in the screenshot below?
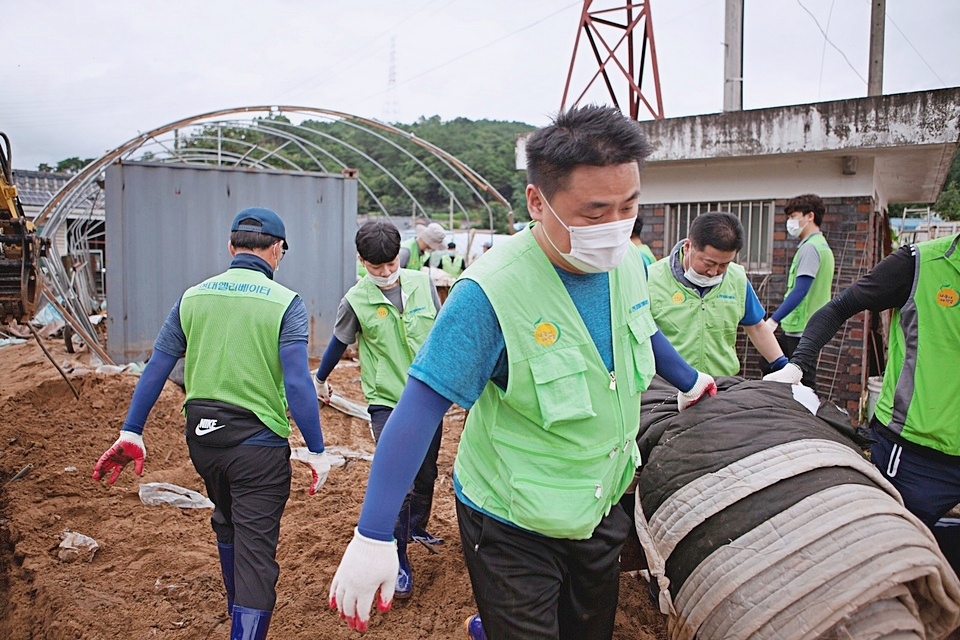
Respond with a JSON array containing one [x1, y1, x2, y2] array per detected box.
[[297, 451, 331, 495], [92, 431, 146, 484], [763, 362, 803, 385], [329, 528, 399, 633], [313, 376, 332, 405], [677, 371, 717, 411], [764, 317, 779, 332]]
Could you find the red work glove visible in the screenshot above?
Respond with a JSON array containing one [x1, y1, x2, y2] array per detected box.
[[92, 431, 146, 484], [677, 371, 717, 411]]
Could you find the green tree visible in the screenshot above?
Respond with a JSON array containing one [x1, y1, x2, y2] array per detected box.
[[55, 157, 94, 173], [935, 183, 960, 221]]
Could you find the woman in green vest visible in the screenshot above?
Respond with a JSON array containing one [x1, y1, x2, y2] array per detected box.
[[314, 220, 443, 601], [328, 105, 718, 638], [766, 233, 960, 571]]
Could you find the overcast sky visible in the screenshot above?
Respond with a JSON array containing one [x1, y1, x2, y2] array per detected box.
[[3, 0, 958, 171]]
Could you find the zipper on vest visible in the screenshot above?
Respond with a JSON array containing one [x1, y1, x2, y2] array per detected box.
[[609, 371, 616, 390]]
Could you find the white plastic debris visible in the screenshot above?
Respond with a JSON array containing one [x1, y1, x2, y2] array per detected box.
[[58, 530, 100, 563], [139, 482, 214, 509], [290, 446, 374, 467]]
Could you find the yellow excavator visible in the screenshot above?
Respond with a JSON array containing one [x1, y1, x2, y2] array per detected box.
[[0, 131, 45, 322]]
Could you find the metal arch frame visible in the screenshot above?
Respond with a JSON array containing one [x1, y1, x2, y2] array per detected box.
[[33, 106, 513, 360], [561, 1, 664, 120]]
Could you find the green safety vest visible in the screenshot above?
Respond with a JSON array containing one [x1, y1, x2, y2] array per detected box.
[[401, 237, 428, 272], [647, 256, 747, 376], [344, 269, 437, 408], [180, 267, 297, 438], [454, 227, 657, 539], [781, 232, 835, 334], [440, 253, 465, 278], [874, 234, 960, 455]]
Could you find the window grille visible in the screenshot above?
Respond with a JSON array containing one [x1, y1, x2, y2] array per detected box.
[[664, 201, 774, 273]]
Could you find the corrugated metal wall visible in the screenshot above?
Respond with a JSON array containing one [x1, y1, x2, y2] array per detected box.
[[105, 161, 357, 363]]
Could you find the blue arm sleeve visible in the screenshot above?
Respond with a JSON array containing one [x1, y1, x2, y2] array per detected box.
[[315, 337, 348, 381], [357, 378, 452, 541], [280, 342, 325, 453], [771, 275, 814, 322], [121, 350, 180, 434], [651, 330, 698, 392]]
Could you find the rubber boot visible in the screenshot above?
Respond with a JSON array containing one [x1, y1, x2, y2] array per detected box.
[[409, 491, 444, 546], [464, 613, 487, 640], [395, 498, 413, 599], [230, 605, 271, 640], [217, 542, 236, 616]]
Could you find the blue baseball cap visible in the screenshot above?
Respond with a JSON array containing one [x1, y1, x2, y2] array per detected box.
[[231, 207, 288, 249]]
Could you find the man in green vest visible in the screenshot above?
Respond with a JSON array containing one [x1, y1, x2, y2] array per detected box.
[[648, 211, 788, 376], [630, 216, 657, 266], [439, 241, 466, 278], [765, 233, 960, 571], [328, 105, 717, 638], [313, 220, 443, 601], [764, 194, 835, 388], [399, 221, 446, 271], [93, 207, 331, 640]]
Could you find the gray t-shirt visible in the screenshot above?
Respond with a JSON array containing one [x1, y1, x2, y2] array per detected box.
[[332, 278, 442, 345], [795, 234, 823, 279]]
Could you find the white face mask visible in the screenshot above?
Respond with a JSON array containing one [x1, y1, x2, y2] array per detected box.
[[366, 268, 400, 288], [539, 190, 635, 273], [786, 217, 807, 238], [684, 267, 723, 288]]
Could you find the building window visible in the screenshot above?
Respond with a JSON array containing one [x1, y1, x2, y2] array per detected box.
[[665, 201, 775, 274]]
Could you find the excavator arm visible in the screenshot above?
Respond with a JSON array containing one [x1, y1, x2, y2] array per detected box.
[[0, 131, 47, 322]]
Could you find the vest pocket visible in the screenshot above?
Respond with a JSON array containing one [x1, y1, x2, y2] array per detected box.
[[626, 311, 657, 395], [508, 474, 605, 539], [528, 348, 596, 429]]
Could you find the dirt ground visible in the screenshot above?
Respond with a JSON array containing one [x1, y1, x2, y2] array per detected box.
[[0, 333, 667, 640]]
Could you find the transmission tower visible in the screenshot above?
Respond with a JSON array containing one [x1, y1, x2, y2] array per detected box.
[[383, 37, 400, 123], [561, 0, 664, 120]]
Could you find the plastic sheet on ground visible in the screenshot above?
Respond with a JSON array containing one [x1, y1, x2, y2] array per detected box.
[[139, 482, 214, 509], [0, 337, 27, 349], [58, 530, 100, 563]]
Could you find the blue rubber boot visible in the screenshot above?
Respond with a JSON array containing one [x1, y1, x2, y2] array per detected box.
[[409, 491, 444, 546], [217, 543, 235, 616], [464, 613, 487, 640], [230, 605, 272, 640], [395, 499, 413, 599]]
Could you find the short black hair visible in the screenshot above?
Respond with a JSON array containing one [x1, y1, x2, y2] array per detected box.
[[230, 218, 283, 250], [784, 194, 825, 227], [689, 211, 743, 253], [526, 104, 653, 199], [631, 216, 645, 239], [356, 220, 401, 264]]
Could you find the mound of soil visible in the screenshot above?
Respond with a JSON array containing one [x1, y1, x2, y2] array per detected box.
[[0, 335, 666, 639]]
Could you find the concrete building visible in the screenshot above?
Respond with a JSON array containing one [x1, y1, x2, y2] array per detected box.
[[635, 88, 960, 421]]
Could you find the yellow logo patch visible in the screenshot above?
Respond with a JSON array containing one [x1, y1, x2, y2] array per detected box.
[[376, 306, 389, 318], [671, 291, 685, 304], [534, 322, 559, 346], [936, 286, 959, 308]]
